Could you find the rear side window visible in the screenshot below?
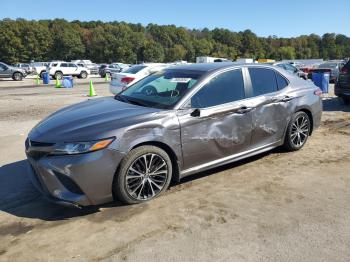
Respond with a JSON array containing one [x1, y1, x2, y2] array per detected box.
[[275, 72, 289, 90], [123, 65, 147, 74], [191, 69, 245, 108], [248, 68, 278, 96], [61, 63, 68, 67]]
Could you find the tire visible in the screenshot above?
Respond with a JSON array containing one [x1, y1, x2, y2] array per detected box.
[[283, 111, 311, 151], [114, 145, 173, 204], [12, 72, 23, 81], [80, 71, 88, 79], [39, 71, 45, 79], [54, 71, 63, 80], [342, 97, 350, 105]]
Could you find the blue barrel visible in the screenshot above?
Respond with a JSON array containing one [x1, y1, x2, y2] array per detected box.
[[312, 72, 329, 93], [42, 72, 50, 84], [62, 76, 74, 88]]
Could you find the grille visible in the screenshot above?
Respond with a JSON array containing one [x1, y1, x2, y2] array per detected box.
[[30, 140, 55, 147], [26, 139, 55, 160]]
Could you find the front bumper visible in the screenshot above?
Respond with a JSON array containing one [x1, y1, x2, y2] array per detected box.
[[26, 148, 125, 207]]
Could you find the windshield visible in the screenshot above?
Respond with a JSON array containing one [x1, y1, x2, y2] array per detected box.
[[116, 69, 204, 109], [123, 65, 147, 74], [318, 63, 337, 68]]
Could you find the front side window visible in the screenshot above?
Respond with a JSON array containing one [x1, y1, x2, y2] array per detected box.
[[248, 68, 278, 96], [118, 69, 203, 109], [191, 69, 245, 108]]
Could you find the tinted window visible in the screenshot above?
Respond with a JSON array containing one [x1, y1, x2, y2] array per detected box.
[[249, 68, 278, 96], [61, 63, 68, 67], [69, 63, 77, 67], [123, 65, 147, 74], [275, 72, 289, 90], [0, 63, 7, 70], [191, 69, 245, 108]]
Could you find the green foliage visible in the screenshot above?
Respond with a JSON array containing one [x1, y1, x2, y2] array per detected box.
[[0, 18, 349, 64]]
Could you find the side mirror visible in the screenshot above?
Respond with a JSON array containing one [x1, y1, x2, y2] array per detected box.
[[190, 108, 200, 117]]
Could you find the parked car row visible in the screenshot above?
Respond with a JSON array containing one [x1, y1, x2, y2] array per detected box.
[[99, 63, 130, 78]]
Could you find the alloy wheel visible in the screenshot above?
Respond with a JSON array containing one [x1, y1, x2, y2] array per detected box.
[[125, 153, 168, 201], [290, 114, 309, 147]]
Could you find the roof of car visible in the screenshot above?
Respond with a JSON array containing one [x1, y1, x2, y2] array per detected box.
[[167, 62, 275, 72]]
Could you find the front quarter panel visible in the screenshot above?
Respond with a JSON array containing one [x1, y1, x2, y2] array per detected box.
[[116, 111, 182, 165]]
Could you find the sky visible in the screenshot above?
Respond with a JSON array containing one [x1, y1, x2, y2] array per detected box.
[[0, 0, 349, 37]]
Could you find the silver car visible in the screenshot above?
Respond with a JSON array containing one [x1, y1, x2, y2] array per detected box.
[[25, 63, 322, 207]]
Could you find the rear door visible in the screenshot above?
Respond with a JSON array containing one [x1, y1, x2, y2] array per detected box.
[[68, 63, 79, 75], [60, 63, 69, 75], [246, 67, 293, 147], [177, 68, 253, 171]]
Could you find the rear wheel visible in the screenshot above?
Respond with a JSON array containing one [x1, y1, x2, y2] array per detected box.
[[80, 71, 88, 79], [12, 72, 23, 81], [114, 146, 172, 204], [283, 111, 310, 151], [54, 71, 63, 80]]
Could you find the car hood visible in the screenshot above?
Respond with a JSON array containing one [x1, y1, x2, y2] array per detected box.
[[28, 97, 161, 143]]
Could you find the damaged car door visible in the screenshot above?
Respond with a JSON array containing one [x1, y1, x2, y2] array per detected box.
[[246, 67, 293, 147], [177, 69, 253, 171]]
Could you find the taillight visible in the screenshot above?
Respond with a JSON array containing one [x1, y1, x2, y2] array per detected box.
[[340, 67, 348, 74], [314, 89, 322, 96], [121, 77, 135, 84]]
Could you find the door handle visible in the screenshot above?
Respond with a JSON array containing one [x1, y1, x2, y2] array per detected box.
[[235, 106, 253, 114], [279, 96, 294, 103]]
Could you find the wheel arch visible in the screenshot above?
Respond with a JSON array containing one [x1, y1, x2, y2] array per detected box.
[[12, 71, 23, 76], [131, 141, 181, 183]]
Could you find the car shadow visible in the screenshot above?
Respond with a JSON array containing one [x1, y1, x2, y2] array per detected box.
[[322, 96, 350, 112], [0, 160, 104, 221]]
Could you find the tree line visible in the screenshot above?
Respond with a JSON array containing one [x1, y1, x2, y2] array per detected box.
[[0, 18, 349, 65]]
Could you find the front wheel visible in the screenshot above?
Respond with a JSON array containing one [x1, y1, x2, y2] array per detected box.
[[283, 111, 311, 151], [12, 72, 23, 81], [114, 146, 172, 204]]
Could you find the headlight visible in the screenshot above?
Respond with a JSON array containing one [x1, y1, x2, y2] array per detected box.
[[51, 138, 115, 155]]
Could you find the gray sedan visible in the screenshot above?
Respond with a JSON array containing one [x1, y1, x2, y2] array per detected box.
[[25, 63, 322, 207]]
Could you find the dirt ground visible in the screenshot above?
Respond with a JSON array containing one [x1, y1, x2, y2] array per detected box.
[[0, 81, 350, 262]]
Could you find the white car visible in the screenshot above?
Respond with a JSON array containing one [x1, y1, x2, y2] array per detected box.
[[31, 62, 48, 77], [48, 62, 90, 80], [109, 63, 170, 95]]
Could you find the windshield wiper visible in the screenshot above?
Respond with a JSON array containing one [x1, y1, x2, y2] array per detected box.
[[115, 95, 149, 107]]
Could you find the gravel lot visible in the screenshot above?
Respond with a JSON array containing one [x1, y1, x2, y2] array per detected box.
[[0, 80, 350, 262]]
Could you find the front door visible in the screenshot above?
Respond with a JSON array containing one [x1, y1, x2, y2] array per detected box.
[[177, 69, 253, 171], [0, 63, 10, 78]]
